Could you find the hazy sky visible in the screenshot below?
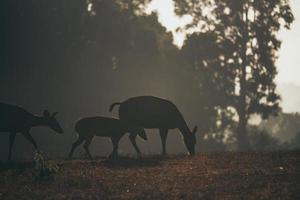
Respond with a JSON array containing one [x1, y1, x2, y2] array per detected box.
[[148, 0, 300, 113], [276, 0, 300, 86]]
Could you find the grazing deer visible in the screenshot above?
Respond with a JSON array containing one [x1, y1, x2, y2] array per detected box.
[[109, 96, 198, 155], [68, 117, 147, 159], [0, 103, 64, 160]]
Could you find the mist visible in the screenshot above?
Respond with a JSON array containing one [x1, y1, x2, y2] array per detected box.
[[1, 0, 299, 160]]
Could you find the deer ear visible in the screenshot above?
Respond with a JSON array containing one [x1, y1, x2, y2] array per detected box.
[[192, 126, 198, 134], [43, 110, 50, 118], [51, 112, 58, 118]]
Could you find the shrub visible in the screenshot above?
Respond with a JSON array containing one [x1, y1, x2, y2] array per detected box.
[[33, 151, 59, 181]]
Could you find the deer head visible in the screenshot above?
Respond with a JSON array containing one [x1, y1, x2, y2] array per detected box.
[[43, 110, 64, 134], [183, 126, 197, 155]]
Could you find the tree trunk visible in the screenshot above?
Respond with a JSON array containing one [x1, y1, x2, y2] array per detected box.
[[237, 111, 250, 151], [236, 3, 250, 151]]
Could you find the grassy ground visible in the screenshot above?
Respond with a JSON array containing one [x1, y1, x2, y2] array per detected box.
[[0, 151, 299, 200]]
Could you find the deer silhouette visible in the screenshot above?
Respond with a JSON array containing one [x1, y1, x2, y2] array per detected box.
[[68, 116, 147, 159], [0, 103, 63, 160], [109, 96, 197, 155]]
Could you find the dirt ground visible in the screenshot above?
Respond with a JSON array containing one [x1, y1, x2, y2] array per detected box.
[[0, 151, 299, 200]]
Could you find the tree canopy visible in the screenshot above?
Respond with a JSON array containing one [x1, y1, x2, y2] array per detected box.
[[174, 0, 294, 149]]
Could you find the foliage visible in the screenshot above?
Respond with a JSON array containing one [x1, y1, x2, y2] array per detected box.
[[1, 0, 177, 73], [258, 112, 300, 142], [289, 131, 300, 149], [34, 151, 59, 181], [181, 31, 236, 135], [174, 0, 294, 150], [247, 126, 280, 151], [0, 0, 182, 157]]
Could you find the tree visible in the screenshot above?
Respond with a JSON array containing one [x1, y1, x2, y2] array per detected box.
[[259, 112, 300, 142], [174, 0, 294, 150], [180, 31, 236, 141], [247, 125, 280, 151], [0, 0, 187, 157]]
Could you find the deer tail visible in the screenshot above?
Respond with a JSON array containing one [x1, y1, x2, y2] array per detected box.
[[109, 102, 121, 112]]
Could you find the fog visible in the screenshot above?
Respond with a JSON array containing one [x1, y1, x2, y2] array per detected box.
[[1, 0, 298, 160]]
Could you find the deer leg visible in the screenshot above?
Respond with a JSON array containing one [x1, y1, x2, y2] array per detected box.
[[83, 136, 93, 160], [22, 131, 38, 150], [159, 128, 168, 155], [68, 136, 85, 158], [109, 137, 120, 159], [8, 132, 16, 161], [129, 133, 141, 156]]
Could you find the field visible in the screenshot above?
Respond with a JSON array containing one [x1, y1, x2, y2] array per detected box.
[[0, 151, 299, 200]]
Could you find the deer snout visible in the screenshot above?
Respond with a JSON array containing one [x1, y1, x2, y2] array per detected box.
[[53, 125, 64, 134]]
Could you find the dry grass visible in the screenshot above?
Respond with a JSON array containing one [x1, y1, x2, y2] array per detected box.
[[0, 151, 299, 200]]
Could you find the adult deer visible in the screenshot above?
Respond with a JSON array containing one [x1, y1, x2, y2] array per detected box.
[[0, 103, 64, 160], [109, 96, 197, 155], [68, 117, 147, 159]]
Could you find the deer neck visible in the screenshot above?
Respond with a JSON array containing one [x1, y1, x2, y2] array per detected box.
[[31, 115, 48, 128], [178, 120, 191, 137]]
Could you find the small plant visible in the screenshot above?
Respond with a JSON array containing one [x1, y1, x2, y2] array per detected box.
[[33, 151, 59, 181]]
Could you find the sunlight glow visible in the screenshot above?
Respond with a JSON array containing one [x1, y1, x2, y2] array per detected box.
[[146, 0, 192, 47], [276, 0, 300, 86], [149, 0, 300, 112], [87, 3, 92, 12]]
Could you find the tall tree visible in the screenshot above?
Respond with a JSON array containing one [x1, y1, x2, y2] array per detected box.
[[181, 31, 236, 139], [174, 0, 294, 150]]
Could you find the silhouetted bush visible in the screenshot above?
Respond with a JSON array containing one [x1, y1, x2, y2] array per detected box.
[[247, 127, 280, 151], [199, 133, 227, 152], [34, 151, 59, 181], [289, 131, 300, 150]]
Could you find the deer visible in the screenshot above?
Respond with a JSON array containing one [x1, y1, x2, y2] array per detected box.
[[0, 103, 64, 160], [109, 96, 198, 156], [68, 116, 147, 159]]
